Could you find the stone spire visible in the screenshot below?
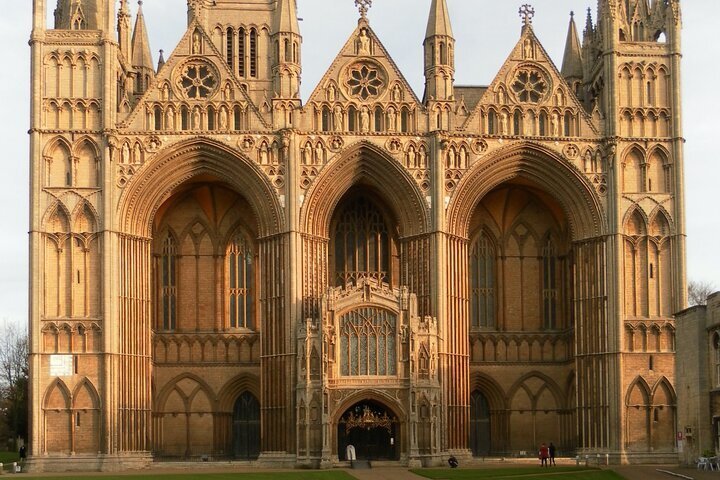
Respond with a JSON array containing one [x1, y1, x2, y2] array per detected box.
[[274, 0, 300, 35], [157, 49, 166, 72], [272, 0, 302, 101], [423, 0, 455, 105], [561, 11, 584, 83], [425, 0, 453, 39], [131, 1, 154, 94], [118, 0, 132, 60]]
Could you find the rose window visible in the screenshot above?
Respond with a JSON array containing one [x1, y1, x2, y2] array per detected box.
[[345, 63, 385, 101], [177, 61, 218, 99], [511, 68, 548, 104]]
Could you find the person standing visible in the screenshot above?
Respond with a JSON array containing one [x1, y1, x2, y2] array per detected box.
[[538, 442, 549, 467], [549, 442, 556, 466]]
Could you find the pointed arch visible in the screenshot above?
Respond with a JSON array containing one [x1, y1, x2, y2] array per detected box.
[[448, 142, 603, 240], [301, 141, 429, 238], [623, 206, 648, 236], [217, 373, 260, 412], [156, 372, 217, 413], [118, 138, 283, 237]]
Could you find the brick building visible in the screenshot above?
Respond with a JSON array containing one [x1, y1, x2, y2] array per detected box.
[[27, 0, 686, 471]]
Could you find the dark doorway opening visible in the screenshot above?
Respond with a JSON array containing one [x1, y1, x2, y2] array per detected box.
[[233, 391, 260, 460], [470, 390, 491, 456], [338, 400, 399, 461]]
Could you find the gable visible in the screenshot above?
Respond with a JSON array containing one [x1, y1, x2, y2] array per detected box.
[[119, 21, 269, 132], [462, 26, 598, 137], [304, 20, 422, 120]]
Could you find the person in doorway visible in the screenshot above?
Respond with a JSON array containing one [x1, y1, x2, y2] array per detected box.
[[538, 442, 549, 467], [549, 442, 556, 466]]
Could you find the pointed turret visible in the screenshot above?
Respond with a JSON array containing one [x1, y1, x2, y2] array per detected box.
[[157, 49, 166, 73], [425, 0, 453, 39], [131, 1, 154, 94], [423, 0, 455, 108], [561, 12, 584, 93], [118, 0, 132, 60], [272, 0, 302, 102]]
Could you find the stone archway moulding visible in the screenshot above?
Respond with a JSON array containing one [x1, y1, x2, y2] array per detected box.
[[447, 142, 605, 240], [118, 138, 284, 238], [301, 140, 429, 239]]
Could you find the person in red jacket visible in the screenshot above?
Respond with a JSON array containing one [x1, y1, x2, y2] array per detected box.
[[538, 442, 549, 467]]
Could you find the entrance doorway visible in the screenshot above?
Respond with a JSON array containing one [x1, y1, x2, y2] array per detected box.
[[232, 392, 260, 460], [337, 400, 399, 460], [470, 390, 491, 456]]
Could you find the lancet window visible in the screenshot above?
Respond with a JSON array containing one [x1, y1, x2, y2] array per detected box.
[[470, 232, 496, 328], [339, 307, 397, 376], [542, 237, 558, 330], [159, 234, 177, 331], [332, 196, 391, 288], [238, 28, 246, 77], [228, 232, 254, 329], [249, 29, 258, 78]]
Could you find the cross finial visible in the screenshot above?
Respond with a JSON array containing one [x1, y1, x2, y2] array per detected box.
[[355, 0, 372, 18], [519, 4, 535, 26]]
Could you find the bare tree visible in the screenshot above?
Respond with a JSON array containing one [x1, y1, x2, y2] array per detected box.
[[0, 321, 28, 445], [688, 280, 717, 307]]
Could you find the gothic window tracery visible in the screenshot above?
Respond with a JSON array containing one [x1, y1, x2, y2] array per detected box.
[[511, 67, 549, 104], [542, 237, 558, 330], [159, 234, 177, 331], [177, 61, 218, 99], [332, 195, 391, 287], [470, 231, 496, 328], [339, 307, 397, 376], [228, 232, 255, 329]]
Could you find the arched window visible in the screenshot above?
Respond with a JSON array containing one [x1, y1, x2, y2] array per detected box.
[[542, 237, 558, 329], [487, 110, 496, 135], [234, 105, 243, 130], [159, 234, 177, 331], [348, 105, 358, 132], [564, 112, 573, 136], [401, 108, 409, 133], [513, 111, 521, 135], [322, 106, 331, 132], [154, 106, 162, 131], [470, 232, 495, 328], [539, 112, 547, 136], [238, 27, 246, 77], [374, 106, 383, 132], [332, 195, 390, 287], [226, 28, 234, 69], [284, 38, 291, 62], [181, 106, 189, 131], [249, 29, 258, 78], [228, 233, 254, 329], [207, 105, 216, 130], [339, 307, 397, 376]]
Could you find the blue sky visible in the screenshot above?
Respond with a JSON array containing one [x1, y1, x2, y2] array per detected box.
[[0, 0, 717, 327]]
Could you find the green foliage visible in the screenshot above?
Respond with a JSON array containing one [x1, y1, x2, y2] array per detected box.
[[17, 471, 357, 480], [0, 451, 20, 463], [411, 467, 627, 480]]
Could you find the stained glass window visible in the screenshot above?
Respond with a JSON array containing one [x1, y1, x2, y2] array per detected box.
[[228, 233, 254, 329], [470, 232, 495, 328], [340, 307, 396, 376]]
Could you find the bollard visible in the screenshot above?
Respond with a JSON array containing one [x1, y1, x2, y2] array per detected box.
[[0, 462, 4, 475], [12, 463, 17, 474], [606, 453, 610, 465], [575, 455, 580, 466]]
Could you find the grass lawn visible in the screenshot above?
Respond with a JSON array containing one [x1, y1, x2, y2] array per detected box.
[[411, 466, 627, 480], [0, 451, 20, 463], [16, 472, 357, 480]]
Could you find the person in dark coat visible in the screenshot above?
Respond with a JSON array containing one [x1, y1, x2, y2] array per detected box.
[[548, 442, 556, 466]]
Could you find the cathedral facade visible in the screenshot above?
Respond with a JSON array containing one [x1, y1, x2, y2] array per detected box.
[[28, 0, 686, 471]]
